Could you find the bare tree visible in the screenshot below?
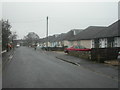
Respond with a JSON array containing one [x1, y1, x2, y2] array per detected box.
[[24, 32, 39, 46]]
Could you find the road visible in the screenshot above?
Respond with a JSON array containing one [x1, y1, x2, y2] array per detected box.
[[0, 54, 2, 89], [3, 46, 118, 88]]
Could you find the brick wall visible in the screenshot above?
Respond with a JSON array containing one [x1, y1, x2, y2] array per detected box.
[[91, 47, 120, 63], [68, 50, 91, 60]]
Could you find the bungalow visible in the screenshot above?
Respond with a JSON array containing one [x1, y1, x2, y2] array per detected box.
[[49, 34, 66, 47], [70, 26, 106, 49], [48, 29, 82, 48], [59, 29, 82, 47], [48, 35, 59, 47], [39, 20, 120, 50], [93, 20, 120, 48], [38, 38, 48, 47], [39, 34, 64, 48]]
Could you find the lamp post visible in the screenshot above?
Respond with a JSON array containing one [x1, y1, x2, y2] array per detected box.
[[46, 16, 48, 51]]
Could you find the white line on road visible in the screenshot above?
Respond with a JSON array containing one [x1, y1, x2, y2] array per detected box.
[[1, 50, 7, 54]]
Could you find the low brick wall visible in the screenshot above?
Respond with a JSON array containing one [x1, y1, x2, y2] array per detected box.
[[68, 51, 91, 60], [67, 47, 120, 63], [91, 47, 120, 63], [2, 49, 14, 65]]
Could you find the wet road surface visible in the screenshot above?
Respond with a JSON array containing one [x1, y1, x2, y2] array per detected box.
[[3, 46, 118, 88]]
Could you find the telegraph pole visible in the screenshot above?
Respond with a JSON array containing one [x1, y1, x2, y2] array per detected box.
[[46, 16, 48, 51]]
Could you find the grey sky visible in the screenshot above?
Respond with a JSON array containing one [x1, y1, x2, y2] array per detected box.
[[0, 2, 2, 19], [2, 2, 118, 39]]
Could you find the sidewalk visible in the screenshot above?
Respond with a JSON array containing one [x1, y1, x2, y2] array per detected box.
[[2, 49, 14, 67], [53, 51, 118, 81]]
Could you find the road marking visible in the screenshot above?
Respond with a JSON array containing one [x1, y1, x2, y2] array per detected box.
[[1, 50, 7, 54]]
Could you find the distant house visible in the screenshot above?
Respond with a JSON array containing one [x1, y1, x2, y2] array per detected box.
[[70, 26, 106, 48], [39, 34, 61, 48], [38, 38, 47, 47], [48, 35, 58, 47], [51, 33, 66, 47], [93, 20, 120, 48], [48, 29, 82, 48], [39, 20, 120, 49], [59, 29, 82, 47]]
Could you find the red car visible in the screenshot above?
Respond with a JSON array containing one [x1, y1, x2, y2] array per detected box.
[[64, 45, 91, 53]]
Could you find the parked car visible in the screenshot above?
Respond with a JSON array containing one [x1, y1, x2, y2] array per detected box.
[[64, 45, 91, 53], [16, 44, 20, 48]]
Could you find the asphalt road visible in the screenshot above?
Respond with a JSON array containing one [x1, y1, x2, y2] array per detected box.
[[0, 54, 2, 89], [3, 46, 118, 88]]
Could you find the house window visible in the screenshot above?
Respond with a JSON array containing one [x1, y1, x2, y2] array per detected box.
[[107, 37, 114, 48], [92, 40, 94, 48], [114, 43, 117, 47], [114, 37, 117, 47], [94, 39, 99, 48]]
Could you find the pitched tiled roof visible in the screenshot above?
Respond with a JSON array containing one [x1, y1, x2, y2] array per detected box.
[[95, 20, 120, 38], [58, 29, 82, 41], [39, 38, 47, 43], [39, 20, 120, 42], [71, 26, 106, 40], [48, 35, 57, 42], [52, 33, 66, 42]]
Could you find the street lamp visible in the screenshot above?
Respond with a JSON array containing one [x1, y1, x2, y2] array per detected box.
[[46, 16, 49, 51]]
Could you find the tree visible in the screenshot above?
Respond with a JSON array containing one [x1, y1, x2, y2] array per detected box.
[[2, 20, 12, 50], [9, 31, 18, 48], [9, 31, 17, 41], [24, 32, 39, 46]]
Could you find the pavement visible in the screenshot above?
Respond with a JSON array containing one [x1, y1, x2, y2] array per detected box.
[[42, 50, 119, 81], [1, 49, 14, 89], [2, 49, 14, 68], [3, 47, 118, 88]]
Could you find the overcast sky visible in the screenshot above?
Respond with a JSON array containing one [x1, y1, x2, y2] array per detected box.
[[2, 2, 118, 39]]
